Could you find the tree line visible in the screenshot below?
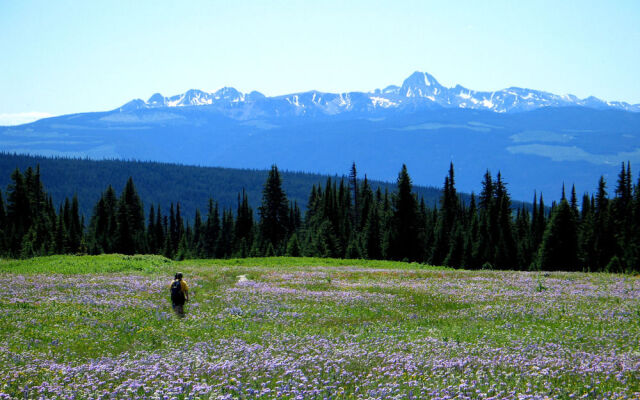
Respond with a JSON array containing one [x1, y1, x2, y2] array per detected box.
[[0, 152, 450, 222], [0, 162, 638, 273]]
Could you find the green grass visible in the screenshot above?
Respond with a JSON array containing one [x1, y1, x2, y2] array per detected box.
[[0, 255, 638, 399], [0, 254, 174, 274], [0, 254, 445, 274]]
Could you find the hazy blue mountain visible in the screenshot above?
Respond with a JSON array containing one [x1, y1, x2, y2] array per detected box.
[[2, 71, 640, 201]]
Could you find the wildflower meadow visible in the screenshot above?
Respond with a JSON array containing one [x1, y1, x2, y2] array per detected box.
[[1, 255, 638, 399]]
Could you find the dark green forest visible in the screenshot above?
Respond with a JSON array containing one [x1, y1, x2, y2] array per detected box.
[[0, 153, 454, 221], [0, 158, 638, 273]]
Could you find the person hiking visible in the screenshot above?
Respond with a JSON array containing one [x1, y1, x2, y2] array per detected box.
[[170, 272, 189, 317]]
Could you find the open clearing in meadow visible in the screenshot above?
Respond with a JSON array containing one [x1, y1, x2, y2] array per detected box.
[[1, 255, 639, 399]]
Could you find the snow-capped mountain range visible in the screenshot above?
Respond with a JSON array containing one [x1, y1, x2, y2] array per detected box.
[[120, 71, 640, 115], [4, 70, 640, 202]]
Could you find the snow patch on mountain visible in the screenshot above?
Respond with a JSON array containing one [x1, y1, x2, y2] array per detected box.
[[119, 71, 640, 116]]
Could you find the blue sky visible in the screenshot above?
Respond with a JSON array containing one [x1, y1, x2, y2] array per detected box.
[[1, 0, 639, 124]]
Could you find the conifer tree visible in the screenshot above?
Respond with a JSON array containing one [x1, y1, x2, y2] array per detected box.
[[473, 171, 495, 267], [154, 205, 165, 255], [55, 207, 67, 254], [192, 208, 203, 258], [217, 209, 234, 258], [432, 163, 459, 265], [202, 199, 220, 258], [570, 185, 578, 217], [162, 215, 173, 259], [594, 176, 614, 269], [0, 190, 6, 254], [349, 162, 359, 229], [68, 195, 82, 252], [389, 164, 421, 261], [286, 233, 302, 256], [258, 165, 289, 253], [313, 220, 342, 258], [578, 193, 596, 270], [627, 176, 640, 271], [176, 202, 184, 247], [147, 205, 157, 254], [493, 172, 516, 269], [115, 177, 145, 254], [532, 193, 546, 252], [462, 193, 479, 268], [6, 169, 31, 255], [538, 198, 578, 271], [234, 189, 254, 256], [88, 186, 117, 254], [363, 204, 382, 259], [358, 175, 373, 231], [514, 206, 533, 269]]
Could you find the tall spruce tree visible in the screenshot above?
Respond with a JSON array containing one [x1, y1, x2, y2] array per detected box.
[[258, 165, 289, 253], [234, 189, 254, 256], [6, 169, 30, 255], [538, 198, 578, 271], [202, 199, 220, 258], [114, 177, 145, 255], [147, 205, 157, 254], [363, 204, 382, 259], [349, 162, 359, 229], [0, 190, 6, 254], [389, 164, 421, 261], [217, 209, 234, 258], [594, 176, 614, 269], [432, 163, 459, 266], [493, 172, 516, 269]]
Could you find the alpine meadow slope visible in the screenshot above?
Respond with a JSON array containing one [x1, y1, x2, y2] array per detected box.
[[2, 71, 640, 201]]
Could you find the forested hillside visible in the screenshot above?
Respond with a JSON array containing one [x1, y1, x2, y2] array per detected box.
[[0, 157, 638, 272], [0, 153, 448, 220]]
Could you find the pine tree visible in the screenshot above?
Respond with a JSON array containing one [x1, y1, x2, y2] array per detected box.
[[473, 171, 496, 267], [313, 220, 342, 258], [202, 199, 220, 258], [217, 209, 234, 258], [174, 203, 184, 254], [286, 233, 302, 257], [349, 162, 359, 229], [6, 169, 31, 256], [147, 205, 157, 254], [258, 165, 289, 253], [0, 190, 6, 254], [612, 162, 634, 271], [68, 195, 82, 252], [192, 208, 203, 258], [443, 224, 464, 268], [462, 193, 479, 268], [570, 185, 578, 217], [627, 176, 640, 272], [389, 165, 422, 261], [533, 193, 546, 252], [114, 177, 145, 255], [538, 198, 578, 271], [358, 175, 373, 232], [493, 172, 516, 269], [162, 215, 173, 259], [55, 208, 67, 254], [234, 189, 254, 255], [115, 196, 132, 255], [154, 205, 165, 255], [363, 205, 382, 260], [514, 206, 533, 269], [432, 163, 459, 265], [594, 176, 614, 269]]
